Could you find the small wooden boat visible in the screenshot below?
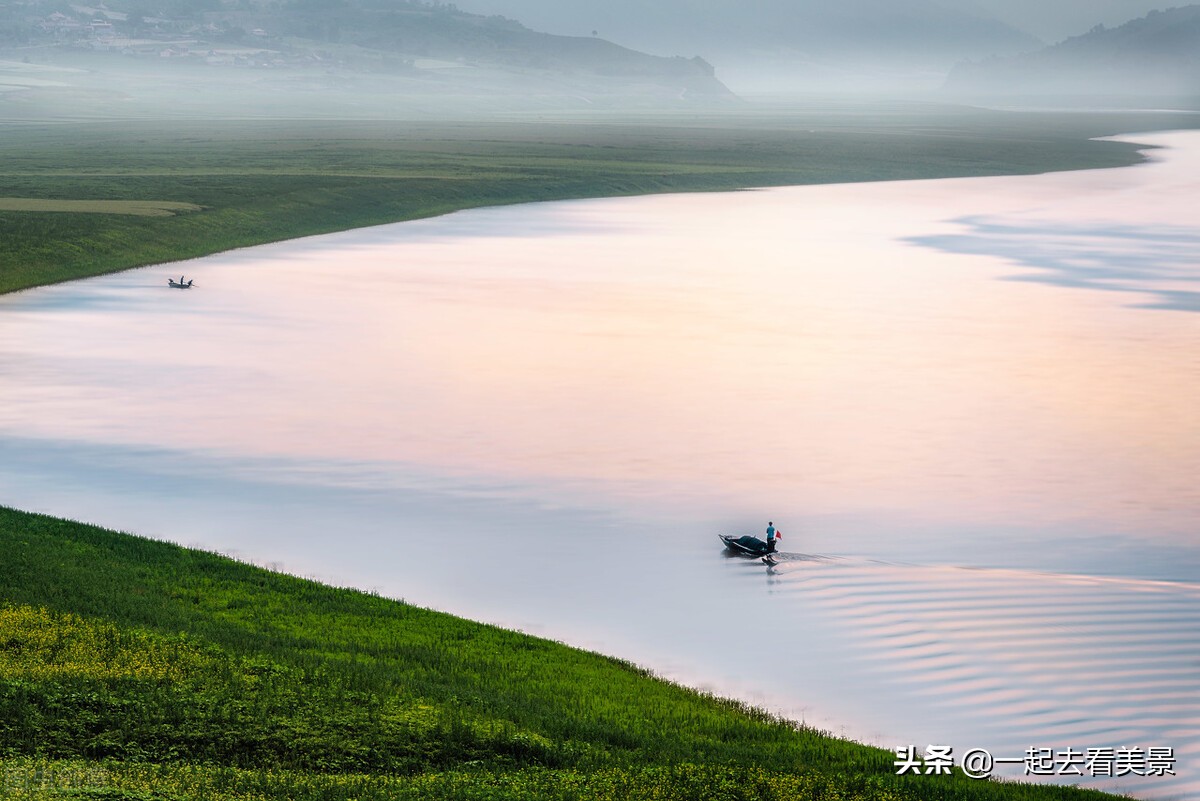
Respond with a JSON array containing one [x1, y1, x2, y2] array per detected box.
[[168, 278, 194, 289], [719, 534, 772, 557]]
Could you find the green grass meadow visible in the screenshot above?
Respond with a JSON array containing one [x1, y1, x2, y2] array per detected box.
[[0, 505, 1123, 800], [1, 106, 1188, 295]]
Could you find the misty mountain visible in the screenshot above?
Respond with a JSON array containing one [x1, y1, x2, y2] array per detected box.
[[266, 0, 727, 94], [0, 0, 730, 108], [449, 0, 1041, 91], [960, 0, 1172, 43], [945, 5, 1200, 99]]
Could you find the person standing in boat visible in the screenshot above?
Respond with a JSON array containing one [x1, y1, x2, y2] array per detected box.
[[766, 521, 780, 553]]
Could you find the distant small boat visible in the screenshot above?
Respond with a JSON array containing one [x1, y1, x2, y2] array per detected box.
[[168, 277, 194, 289], [719, 534, 772, 557]]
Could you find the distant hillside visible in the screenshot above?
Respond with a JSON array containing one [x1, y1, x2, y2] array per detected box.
[[243, 0, 726, 93], [966, 0, 1171, 42], [945, 5, 1200, 99], [0, 0, 731, 108], [450, 0, 1040, 58], [449, 0, 1041, 92]]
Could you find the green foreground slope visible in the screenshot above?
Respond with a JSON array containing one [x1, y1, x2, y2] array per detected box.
[[0, 505, 1117, 800], [3, 106, 1194, 296]]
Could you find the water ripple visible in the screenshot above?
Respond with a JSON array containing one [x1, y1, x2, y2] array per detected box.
[[765, 555, 1200, 799]]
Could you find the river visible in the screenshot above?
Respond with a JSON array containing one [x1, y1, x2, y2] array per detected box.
[[2, 130, 1197, 799]]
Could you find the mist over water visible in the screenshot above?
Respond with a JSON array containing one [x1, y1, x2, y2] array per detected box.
[[2, 131, 1199, 798]]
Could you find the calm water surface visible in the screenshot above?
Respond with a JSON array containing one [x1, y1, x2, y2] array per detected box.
[[2, 131, 1198, 798]]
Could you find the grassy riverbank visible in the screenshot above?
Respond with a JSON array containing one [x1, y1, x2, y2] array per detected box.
[[2, 104, 1194, 295], [0, 504, 1122, 800]]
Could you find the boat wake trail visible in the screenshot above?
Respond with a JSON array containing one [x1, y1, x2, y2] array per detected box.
[[756, 555, 1200, 800]]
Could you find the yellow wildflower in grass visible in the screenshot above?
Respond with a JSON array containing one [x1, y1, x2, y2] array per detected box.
[[0, 604, 214, 683]]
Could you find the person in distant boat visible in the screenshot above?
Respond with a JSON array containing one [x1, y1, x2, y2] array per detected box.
[[765, 521, 780, 553]]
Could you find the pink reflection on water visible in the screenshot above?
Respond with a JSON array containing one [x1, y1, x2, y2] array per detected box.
[[5, 134, 1198, 543]]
